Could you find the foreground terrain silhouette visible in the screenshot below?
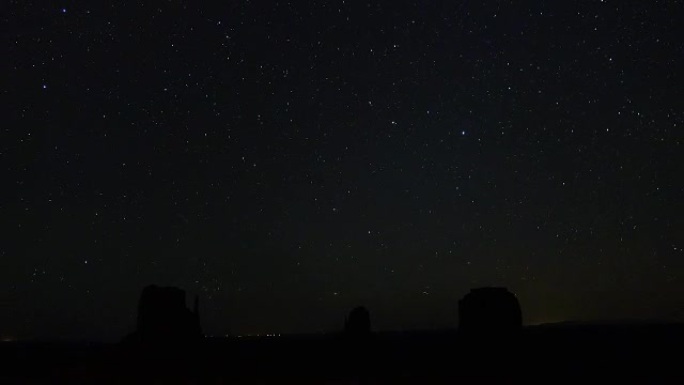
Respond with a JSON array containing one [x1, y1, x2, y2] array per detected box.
[[2, 285, 683, 383]]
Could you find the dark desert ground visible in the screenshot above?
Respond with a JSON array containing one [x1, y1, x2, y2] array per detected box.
[[2, 286, 683, 383]]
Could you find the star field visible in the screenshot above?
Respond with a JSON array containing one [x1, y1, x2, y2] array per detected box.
[[3, 1, 683, 340]]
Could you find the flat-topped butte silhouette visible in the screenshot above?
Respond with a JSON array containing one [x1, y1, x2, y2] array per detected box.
[[344, 306, 371, 336], [124, 285, 202, 344], [459, 287, 522, 333]]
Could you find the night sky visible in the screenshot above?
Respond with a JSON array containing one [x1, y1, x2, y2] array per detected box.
[[4, 1, 683, 341]]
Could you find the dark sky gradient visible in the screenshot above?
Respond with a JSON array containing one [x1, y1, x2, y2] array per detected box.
[[4, 1, 683, 341]]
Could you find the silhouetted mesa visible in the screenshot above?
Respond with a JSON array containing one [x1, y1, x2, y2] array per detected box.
[[344, 306, 371, 336], [459, 287, 522, 333], [133, 285, 202, 343]]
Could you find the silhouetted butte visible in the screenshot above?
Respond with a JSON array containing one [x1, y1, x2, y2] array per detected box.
[[459, 287, 522, 334], [125, 285, 202, 344], [344, 306, 371, 337]]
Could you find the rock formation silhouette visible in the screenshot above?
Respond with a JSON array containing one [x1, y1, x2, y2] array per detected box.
[[458, 287, 522, 333], [344, 306, 371, 336], [128, 285, 202, 344]]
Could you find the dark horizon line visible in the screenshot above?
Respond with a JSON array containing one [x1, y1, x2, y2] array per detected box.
[[4, 318, 684, 344]]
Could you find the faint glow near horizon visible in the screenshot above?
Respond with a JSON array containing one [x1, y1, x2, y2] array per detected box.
[[527, 319, 567, 326]]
